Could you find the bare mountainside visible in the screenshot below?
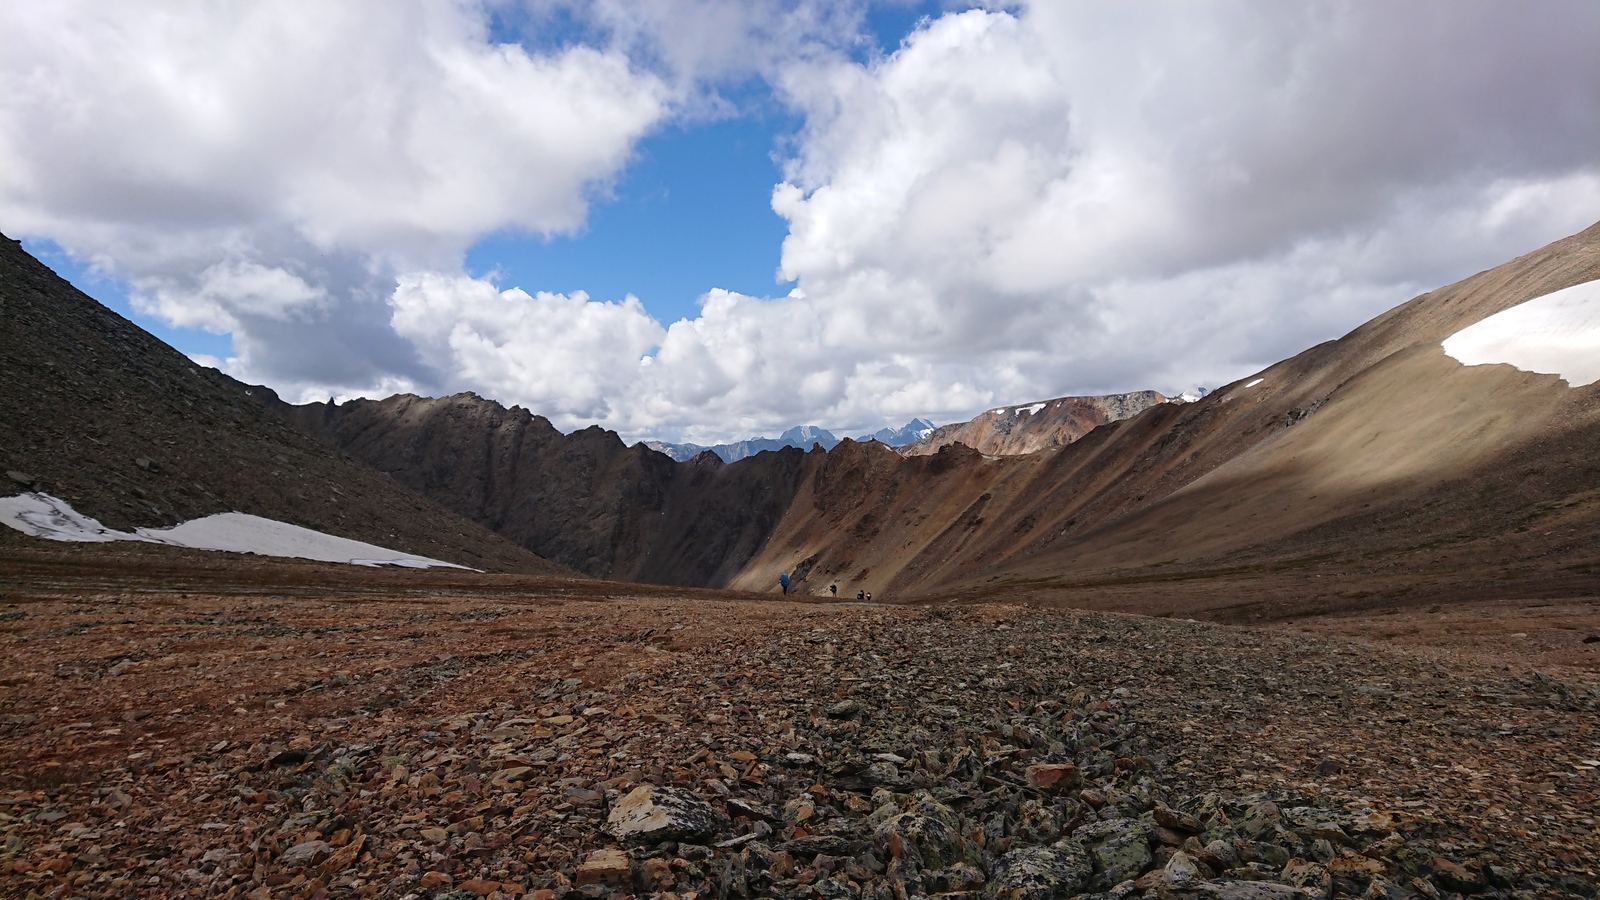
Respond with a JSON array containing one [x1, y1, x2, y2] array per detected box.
[[267, 222, 1598, 613], [732, 221, 1600, 612], [898, 391, 1166, 457], [278, 393, 809, 584], [0, 234, 560, 574]]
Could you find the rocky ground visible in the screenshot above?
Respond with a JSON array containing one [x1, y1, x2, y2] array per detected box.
[[1, 544, 1597, 900]]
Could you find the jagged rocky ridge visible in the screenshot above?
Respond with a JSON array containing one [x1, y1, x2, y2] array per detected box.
[[279, 393, 808, 584]]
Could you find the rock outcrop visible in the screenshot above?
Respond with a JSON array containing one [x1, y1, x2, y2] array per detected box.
[[900, 391, 1167, 457]]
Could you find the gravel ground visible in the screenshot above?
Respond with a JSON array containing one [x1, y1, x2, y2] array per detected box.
[[1, 556, 1596, 899]]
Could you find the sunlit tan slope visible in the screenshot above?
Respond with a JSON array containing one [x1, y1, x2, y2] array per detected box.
[[731, 221, 1600, 615]]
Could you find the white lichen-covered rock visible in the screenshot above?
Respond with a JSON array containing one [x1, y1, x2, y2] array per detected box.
[[604, 785, 728, 845]]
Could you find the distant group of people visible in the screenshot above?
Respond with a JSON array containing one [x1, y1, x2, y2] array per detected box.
[[778, 573, 870, 601]]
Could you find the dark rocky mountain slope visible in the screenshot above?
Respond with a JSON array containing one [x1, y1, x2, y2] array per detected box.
[[280, 393, 809, 584], [0, 234, 560, 574]]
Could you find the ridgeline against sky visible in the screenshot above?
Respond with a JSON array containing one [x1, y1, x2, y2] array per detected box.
[[2, 0, 1596, 444]]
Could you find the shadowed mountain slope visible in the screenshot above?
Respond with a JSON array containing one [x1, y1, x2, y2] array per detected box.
[[0, 234, 562, 574], [281, 393, 809, 584]]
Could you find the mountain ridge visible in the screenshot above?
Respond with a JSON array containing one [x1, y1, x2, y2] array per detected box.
[[644, 418, 936, 463]]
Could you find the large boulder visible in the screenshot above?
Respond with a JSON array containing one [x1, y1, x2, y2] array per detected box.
[[604, 785, 729, 845], [1073, 817, 1153, 886], [872, 792, 970, 872], [984, 842, 1095, 899]]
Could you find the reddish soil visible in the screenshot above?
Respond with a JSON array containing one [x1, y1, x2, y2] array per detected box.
[[1, 540, 1596, 898]]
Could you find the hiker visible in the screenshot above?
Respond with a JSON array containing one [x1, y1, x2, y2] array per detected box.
[[779, 572, 790, 595], [829, 583, 837, 597], [866, 591, 873, 602], [857, 589, 865, 600]]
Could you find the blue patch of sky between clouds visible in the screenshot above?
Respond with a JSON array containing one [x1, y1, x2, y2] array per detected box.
[[19, 237, 234, 361], [464, 92, 802, 327], [859, 0, 950, 61], [466, 1, 970, 328], [18, 2, 971, 368]]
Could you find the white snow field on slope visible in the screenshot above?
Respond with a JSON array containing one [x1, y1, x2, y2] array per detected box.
[[1442, 278, 1600, 387], [0, 492, 469, 569]]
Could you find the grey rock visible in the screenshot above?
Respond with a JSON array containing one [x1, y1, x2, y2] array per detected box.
[[1239, 801, 1281, 840], [985, 842, 1095, 899], [1073, 818, 1153, 886], [781, 835, 865, 858], [1168, 880, 1314, 900], [1165, 850, 1202, 885], [278, 839, 331, 867], [826, 699, 863, 719], [604, 785, 728, 845], [873, 793, 969, 872]]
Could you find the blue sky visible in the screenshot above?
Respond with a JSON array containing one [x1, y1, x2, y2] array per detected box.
[[19, 75, 804, 361], [20, 236, 237, 360], [26, 2, 950, 358], [464, 96, 800, 325], [3, 1, 1595, 442]]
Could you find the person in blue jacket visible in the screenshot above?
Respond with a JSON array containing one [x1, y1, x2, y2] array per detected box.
[[779, 572, 790, 595]]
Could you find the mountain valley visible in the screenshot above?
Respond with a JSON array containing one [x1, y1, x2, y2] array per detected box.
[[2, 225, 1598, 900]]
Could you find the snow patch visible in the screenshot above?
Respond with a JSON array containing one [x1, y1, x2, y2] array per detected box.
[[0, 492, 127, 542], [1243, 378, 1264, 388], [1442, 278, 1600, 387], [0, 493, 469, 569], [1018, 403, 1047, 416]]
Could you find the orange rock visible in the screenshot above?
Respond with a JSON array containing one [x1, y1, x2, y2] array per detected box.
[[575, 848, 630, 887], [641, 856, 676, 891], [458, 878, 500, 895], [1025, 763, 1080, 791], [419, 870, 452, 890]]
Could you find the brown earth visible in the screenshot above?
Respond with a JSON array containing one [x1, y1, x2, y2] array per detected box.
[[0, 541, 1595, 899], [0, 234, 561, 575], [898, 392, 1167, 458]]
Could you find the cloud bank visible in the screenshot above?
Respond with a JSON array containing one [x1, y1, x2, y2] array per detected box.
[[3, 1, 1597, 442]]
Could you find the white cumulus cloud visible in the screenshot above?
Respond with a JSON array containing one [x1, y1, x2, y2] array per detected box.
[[0, 0, 669, 393], [391, 273, 666, 421], [3, 1, 1597, 442]]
